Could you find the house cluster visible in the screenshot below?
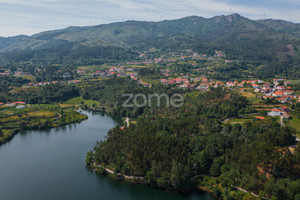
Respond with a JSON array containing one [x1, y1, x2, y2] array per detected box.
[[0, 102, 26, 109], [268, 106, 290, 119], [261, 79, 296, 103], [161, 74, 225, 90], [0, 70, 31, 77], [138, 80, 151, 87], [27, 80, 81, 87], [224, 79, 297, 104], [0, 67, 33, 77], [159, 74, 299, 104], [12, 68, 31, 77], [93, 66, 137, 79], [0, 72, 11, 76], [76, 70, 86, 75], [127, 50, 226, 67]]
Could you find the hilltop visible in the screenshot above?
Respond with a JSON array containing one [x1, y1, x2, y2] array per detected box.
[[0, 13, 300, 77]]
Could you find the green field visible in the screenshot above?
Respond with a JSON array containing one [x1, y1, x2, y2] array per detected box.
[[127, 64, 150, 68], [239, 91, 260, 104], [65, 97, 100, 107], [224, 118, 252, 125], [0, 104, 87, 144], [223, 114, 264, 125], [285, 115, 300, 134]]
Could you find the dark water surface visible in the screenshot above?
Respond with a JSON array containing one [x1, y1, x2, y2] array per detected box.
[[0, 111, 215, 200]]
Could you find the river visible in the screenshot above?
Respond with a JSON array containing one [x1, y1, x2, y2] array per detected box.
[[0, 110, 215, 200]]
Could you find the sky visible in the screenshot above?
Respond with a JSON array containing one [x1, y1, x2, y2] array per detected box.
[[0, 0, 300, 37]]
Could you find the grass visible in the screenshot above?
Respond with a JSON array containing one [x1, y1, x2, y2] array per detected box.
[[0, 115, 20, 122], [65, 97, 100, 107], [30, 104, 59, 110], [10, 86, 40, 94], [285, 115, 300, 134], [27, 111, 55, 117], [239, 91, 260, 104], [0, 129, 14, 143], [2, 129, 12, 137], [139, 78, 160, 86], [225, 118, 252, 125], [83, 99, 100, 107], [65, 97, 83, 104], [0, 103, 88, 144], [224, 114, 260, 125], [287, 80, 300, 84], [59, 104, 74, 108], [247, 96, 260, 104], [127, 65, 150, 68]]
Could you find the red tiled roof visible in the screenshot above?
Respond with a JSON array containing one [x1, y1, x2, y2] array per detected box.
[[272, 109, 281, 112], [13, 102, 26, 104]]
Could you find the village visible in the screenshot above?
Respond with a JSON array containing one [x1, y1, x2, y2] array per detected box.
[[1, 49, 299, 125]]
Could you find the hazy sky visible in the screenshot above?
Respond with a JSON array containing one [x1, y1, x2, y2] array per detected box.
[[0, 0, 299, 37]]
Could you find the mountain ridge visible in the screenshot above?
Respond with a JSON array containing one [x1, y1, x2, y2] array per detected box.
[[1, 13, 299, 53], [0, 13, 299, 78]]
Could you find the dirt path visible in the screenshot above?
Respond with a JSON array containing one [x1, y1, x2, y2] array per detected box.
[[96, 164, 144, 180], [280, 116, 285, 127], [125, 117, 130, 127], [222, 113, 258, 123], [233, 186, 269, 199]]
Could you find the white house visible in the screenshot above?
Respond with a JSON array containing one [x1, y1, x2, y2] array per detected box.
[[16, 105, 25, 109], [268, 109, 282, 117]]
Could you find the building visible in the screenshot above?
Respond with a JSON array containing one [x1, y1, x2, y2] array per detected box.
[[255, 116, 265, 120], [139, 80, 151, 87], [13, 102, 26, 105], [277, 98, 287, 103], [254, 88, 261, 93], [273, 91, 284, 97], [281, 106, 289, 112], [268, 109, 282, 117], [277, 86, 285, 90], [252, 84, 259, 88], [283, 90, 294, 95], [63, 72, 72, 78], [16, 105, 25, 109], [283, 113, 290, 119], [226, 82, 235, 87]]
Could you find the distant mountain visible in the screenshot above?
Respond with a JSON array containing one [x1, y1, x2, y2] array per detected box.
[[0, 35, 29, 51], [256, 19, 300, 36], [0, 13, 299, 77], [0, 13, 298, 53]]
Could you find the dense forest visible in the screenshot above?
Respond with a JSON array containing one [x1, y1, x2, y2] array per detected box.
[[1, 74, 300, 199], [0, 80, 80, 104], [81, 77, 185, 118], [1, 13, 300, 199], [81, 80, 300, 199]]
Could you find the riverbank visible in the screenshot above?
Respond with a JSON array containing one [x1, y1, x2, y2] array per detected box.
[[87, 160, 222, 198], [0, 110, 214, 200], [0, 104, 88, 145], [91, 162, 146, 184]]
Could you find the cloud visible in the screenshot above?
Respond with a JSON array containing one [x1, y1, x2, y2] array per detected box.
[[0, 0, 299, 36]]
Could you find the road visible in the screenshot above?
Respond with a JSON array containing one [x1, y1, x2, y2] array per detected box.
[[97, 164, 144, 180], [125, 117, 130, 127], [280, 116, 285, 127]]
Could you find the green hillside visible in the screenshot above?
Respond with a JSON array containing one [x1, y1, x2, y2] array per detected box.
[[0, 13, 300, 77]]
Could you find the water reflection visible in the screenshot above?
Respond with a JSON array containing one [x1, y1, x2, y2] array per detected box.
[[0, 110, 215, 200]]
